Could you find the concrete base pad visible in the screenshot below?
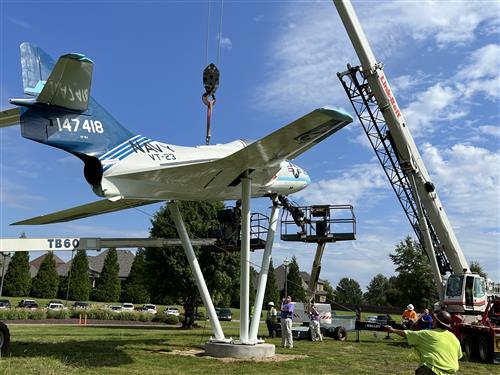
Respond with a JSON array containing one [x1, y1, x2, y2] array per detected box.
[[205, 342, 275, 359]]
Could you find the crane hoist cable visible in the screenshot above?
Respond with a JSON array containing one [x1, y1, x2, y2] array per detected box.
[[202, 0, 224, 145]]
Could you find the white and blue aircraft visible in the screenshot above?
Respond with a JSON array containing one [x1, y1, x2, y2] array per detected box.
[[0, 43, 353, 225]]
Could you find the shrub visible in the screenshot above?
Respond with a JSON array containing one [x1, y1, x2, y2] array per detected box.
[[153, 314, 179, 325], [28, 309, 47, 320], [47, 309, 70, 319], [0, 309, 28, 320]]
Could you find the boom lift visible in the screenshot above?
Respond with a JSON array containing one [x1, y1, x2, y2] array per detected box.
[[333, 0, 499, 362]]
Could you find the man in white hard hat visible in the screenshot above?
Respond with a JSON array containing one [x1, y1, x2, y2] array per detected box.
[[402, 303, 417, 329], [265, 301, 277, 338]]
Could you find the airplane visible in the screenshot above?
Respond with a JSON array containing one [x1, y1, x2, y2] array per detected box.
[[0, 43, 353, 226]]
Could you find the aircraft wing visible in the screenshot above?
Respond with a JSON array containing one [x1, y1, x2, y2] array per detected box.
[[112, 107, 353, 192], [12, 198, 162, 225], [0, 108, 21, 128]]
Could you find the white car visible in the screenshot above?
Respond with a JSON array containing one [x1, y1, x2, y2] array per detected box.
[[47, 303, 65, 310], [164, 307, 180, 316], [122, 303, 134, 311], [142, 304, 157, 314], [109, 305, 123, 313]]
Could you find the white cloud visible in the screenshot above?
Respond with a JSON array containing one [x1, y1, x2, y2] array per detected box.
[[403, 83, 468, 137], [0, 179, 46, 209], [422, 143, 500, 228], [455, 44, 500, 100], [254, 1, 498, 114], [294, 162, 388, 206], [218, 34, 232, 50], [479, 125, 500, 138], [8, 17, 32, 30]]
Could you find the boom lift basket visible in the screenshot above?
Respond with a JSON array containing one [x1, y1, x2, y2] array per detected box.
[[280, 205, 356, 243]]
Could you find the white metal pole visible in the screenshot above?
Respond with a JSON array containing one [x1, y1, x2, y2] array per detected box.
[[249, 197, 280, 341], [239, 172, 251, 343], [169, 201, 226, 342]]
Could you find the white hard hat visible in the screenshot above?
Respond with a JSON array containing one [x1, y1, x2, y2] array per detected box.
[[268, 302, 274, 306], [407, 304, 414, 310]]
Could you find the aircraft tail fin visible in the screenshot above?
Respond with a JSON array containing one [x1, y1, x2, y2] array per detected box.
[[20, 42, 56, 97]]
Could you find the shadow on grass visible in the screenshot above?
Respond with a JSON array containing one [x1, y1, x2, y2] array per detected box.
[[5, 337, 167, 368]]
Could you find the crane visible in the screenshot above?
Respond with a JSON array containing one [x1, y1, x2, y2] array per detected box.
[[332, 0, 492, 314]]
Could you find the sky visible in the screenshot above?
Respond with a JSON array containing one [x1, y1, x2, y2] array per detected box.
[[1, 0, 499, 293]]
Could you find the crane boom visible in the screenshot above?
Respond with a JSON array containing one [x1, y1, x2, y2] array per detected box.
[[333, 0, 470, 276]]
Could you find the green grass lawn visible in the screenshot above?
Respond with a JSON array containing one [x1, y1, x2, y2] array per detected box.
[[0, 322, 495, 375]]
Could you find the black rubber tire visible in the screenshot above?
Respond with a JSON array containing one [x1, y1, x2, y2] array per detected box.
[[462, 335, 474, 359], [477, 336, 491, 363], [0, 321, 10, 353], [333, 326, 347, 341]]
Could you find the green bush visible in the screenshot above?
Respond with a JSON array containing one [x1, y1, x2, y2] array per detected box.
[[0, 309, 28, 320], [85, 309, 114, 320], [47, 309, 70, 319], [153, 314, 179, 325], [28, 309, 47, 320]]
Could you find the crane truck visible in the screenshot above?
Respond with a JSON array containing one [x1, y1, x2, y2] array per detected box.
[[332, 0, 499, 363]]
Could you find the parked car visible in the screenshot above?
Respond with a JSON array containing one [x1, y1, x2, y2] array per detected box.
[[142, 304, 157, 314], [18, 299, 38, 309], [47, 303, 66, 310], [215, 307, 232, 321], [122, 303, 134, 311], [164, 307, 180, 316], [72, 301, 90, 309], [0, 299, 11, 309], [48, 300, 64, 305], [109, 305, 123, 313]]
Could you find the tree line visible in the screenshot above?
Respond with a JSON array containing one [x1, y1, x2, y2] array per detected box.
[[1, 202, 487, 313]]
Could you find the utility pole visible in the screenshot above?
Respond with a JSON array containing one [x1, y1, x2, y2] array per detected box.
[[0, 252, 8, 296], [283, 258, 290, 298]]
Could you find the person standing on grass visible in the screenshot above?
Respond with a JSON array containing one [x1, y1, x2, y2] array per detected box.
[[385, 310, 462, 375], [266, 301, 277, 338], [280, 296, 294, 348], [309, 303, 323, 342], [419, 309, 433, 330]]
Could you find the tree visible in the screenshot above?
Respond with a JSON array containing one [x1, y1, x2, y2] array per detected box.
[[121, 248, 150, 303], [145, 201, 227, 306], [385, 276, 402, 307], [3, 251, 31, 296], [263, 259, 280, 308], [67, 250, 90, 301], [469, 261, 487, 279], [389, 236, 438, 309], [31, 252, 59, 298], [335, 277, 363, 305], [284, 256, 306, 302], [323, 280, 335, 303], [94, 248, 121, 302], [364, 274, 389, 306]]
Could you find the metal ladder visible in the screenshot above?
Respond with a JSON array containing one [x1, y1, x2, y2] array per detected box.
[[337, 65, 451, 275]]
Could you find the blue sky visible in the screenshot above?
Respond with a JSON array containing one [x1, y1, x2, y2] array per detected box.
[[1, 1, 499, 292]]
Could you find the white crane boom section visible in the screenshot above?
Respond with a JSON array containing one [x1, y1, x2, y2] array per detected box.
[[333, 0, 470, 274]]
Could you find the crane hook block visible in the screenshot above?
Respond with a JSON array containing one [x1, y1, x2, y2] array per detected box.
[[203, 63, 220, 97]]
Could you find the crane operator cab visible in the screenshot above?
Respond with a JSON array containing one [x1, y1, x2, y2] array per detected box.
[[444, 274, 487, 314]]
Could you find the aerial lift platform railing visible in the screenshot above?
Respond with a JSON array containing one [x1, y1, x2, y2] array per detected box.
[[280, 204, 356, 304], [281, 204, 356, 243]]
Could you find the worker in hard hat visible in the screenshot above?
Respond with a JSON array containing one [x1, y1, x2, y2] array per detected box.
[[402, 303, 418, 329], [265, 301, 277, 338], [385, 310, 462, 375]]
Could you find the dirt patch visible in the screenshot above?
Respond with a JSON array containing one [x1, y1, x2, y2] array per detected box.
[[161, 349, 307, 362]]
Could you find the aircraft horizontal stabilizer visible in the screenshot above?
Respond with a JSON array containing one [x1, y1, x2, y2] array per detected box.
[[0, 108, 21, 128], [35, 53, 94, 112], [12, 198, 163, 225]]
